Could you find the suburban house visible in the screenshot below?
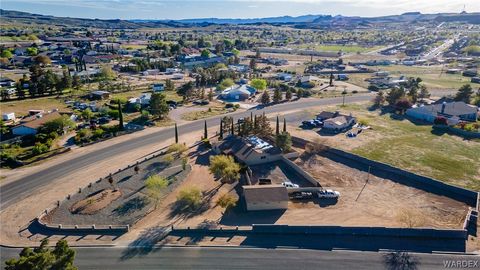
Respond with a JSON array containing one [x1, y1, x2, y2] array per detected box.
[[88, 91, 110, 100], [276, 73, 293, 82], [299, 75, 320, 88], [128, 93, 152, 106], [220, 85, 256, 101], [212, 135, 283, 165], [243, 184, 289, 211], [152, 83, 165, 92], [12, 111, 62, 136], [406, 101, 478, 123], [323, 115, 356, 132]]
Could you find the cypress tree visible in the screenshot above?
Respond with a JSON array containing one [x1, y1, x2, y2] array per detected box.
[[118, 100, 124, 130], [276, 115, 279, 135], [237, 119, 241, 134], [219, 119, 223, 139], [204, 120, 208, 139], [174, 123, 179, 143], [230, 118, 234, 135], [283, 118, 287, 132]]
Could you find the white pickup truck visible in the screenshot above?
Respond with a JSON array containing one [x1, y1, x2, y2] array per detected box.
[[317, 189, 340, 199]]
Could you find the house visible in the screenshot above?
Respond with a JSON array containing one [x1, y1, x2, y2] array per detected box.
[[129, 93, 151, 106], [471, 77, 480, 84], [12, 111, 62, 136], [323, 114, 356, 132], [276, 73, 293, 82], [406, 101, 478, 123], [463, 69, 478, 77], [152, 83, 165, 92], [212, 135, 282, 165], [88, 91, 110, 100], [299, 75, 320, 88], [142, 69, 159, 76], [220, 85, 256, 101], [316, 111, 338, 121], [2, 112, 15, 121], [228, 64, 249, 72], [0, 78, 15, 87], [243, 184, 289, 211]]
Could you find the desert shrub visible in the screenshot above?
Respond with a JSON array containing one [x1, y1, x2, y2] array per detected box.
[[358, 118, 369, 126], [32, 143, 49, 155], [216, 193, 237, 210], [167, 143, 187, 154], [176, 187, 202, 210], [209, 155, 241, 183], [164, 153, 174, 164]]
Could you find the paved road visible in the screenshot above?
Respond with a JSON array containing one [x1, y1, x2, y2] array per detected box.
[[1, 246, 477, 269], [0, 94, 372, 209]]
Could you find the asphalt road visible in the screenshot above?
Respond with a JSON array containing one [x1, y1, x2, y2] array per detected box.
[[1, 246, 477, 269], [0, 94, 372, 209]]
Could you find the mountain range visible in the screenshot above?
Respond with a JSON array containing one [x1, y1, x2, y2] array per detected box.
[[1, 9, 479, 29]]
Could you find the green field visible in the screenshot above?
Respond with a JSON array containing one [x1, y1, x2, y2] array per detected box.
[[381, 65, 474, 90], [297, 44, 383, 53], [336, 104, 480, 191]]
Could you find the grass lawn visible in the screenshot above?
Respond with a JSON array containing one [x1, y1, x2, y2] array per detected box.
[[335, 104, 480, 191], [296, 44, 383, 53], [381, 65, 473, 90], [181, 106, 227, 121], [111, 90, 183, 102], [1, 96, 71, 116]]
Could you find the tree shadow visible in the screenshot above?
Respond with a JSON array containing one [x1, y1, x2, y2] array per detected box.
[[118, 175, 132, 184], [383, 252, 420, 270], [120, 226, 169, 260], [112, 196, 149, 217]]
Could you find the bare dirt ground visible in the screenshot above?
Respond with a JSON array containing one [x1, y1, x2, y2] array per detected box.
[[69, 189, 121, 215], [287, 154, 469, 229]]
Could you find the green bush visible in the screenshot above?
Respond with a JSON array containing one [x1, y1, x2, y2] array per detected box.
[[176, 187, 202, 210], [32, 143, 49, 155]]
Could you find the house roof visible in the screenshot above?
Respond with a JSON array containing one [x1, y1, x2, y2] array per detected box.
[[243, 185, 289, 204], [414, 101, 477, 117], [15, 111, 62, 130], [324, 115, 355, 127], [435, 102, 477, 116], [215, 135, 282, 160], [317, 111, 337, 120]]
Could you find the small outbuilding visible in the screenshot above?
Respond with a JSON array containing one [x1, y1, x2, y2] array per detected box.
[[243, 185, 289, 211]]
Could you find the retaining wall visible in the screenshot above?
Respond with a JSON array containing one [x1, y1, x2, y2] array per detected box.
[[280, 156, 321, 187], [252, 224, 467, 239]]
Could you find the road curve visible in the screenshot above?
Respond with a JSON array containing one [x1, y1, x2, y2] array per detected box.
[[1, 245, 474, 270], [0, 94, 372, 209]]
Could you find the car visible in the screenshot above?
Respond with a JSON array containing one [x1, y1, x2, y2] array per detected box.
[[290, 191, 313, 200], [317, 189, 340, 198], [282, 181, 299, 188], [301, 120, 316, 129]]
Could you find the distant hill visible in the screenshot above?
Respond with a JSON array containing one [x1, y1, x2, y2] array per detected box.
[[1, 9, 479, 29]]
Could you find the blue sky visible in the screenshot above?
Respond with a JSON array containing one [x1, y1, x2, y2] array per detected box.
[[2, 0, 479, 20]]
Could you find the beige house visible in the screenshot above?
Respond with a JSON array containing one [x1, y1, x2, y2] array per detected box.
[[243, 185, 289, 211]]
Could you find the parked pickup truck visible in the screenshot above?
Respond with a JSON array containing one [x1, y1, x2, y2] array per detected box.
[[290, 191, 314, 200], [317, 189, 340, 199]]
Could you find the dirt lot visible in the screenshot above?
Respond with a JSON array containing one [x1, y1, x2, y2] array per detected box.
[[286, 153, 469, 229]]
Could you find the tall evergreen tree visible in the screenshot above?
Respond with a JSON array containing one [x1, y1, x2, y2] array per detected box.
[[174, 123, 179, 143], [204, 120, 208, 139], [118, 100, 124, 130], [219, 119, 223, 139], [283, 118, 287, 132], [276, 115, 280, 135]]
